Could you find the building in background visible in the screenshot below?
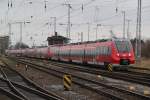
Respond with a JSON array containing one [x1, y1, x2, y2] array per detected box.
[[47, 32, 70, 45], [0, 36, 9, 54]]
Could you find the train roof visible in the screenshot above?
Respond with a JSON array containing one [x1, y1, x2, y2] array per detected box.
[[58, 39, 112, 46], [49, 38, 130, 47], [49, 38, 129, 47]]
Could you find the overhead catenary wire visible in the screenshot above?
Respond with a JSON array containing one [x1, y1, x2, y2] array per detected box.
[[1, 0, 150, 45]]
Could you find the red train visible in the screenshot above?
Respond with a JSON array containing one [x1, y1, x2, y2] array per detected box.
[[6, 38, 135, 71]]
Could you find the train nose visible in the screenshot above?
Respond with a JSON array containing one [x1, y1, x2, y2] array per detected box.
[[118, 53, 131, 58], [119, 54, 127, 57]]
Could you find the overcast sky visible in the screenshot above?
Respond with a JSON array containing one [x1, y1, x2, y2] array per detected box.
[[0, 0, 150, 46]]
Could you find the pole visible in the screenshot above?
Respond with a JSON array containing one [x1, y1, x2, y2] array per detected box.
[[20, 22, 22, 49], [63, 4, 71, 38], [54, 17, 56, 34], [139, 0, 142, 59], [81, 32, 83, 42], [67, 4, 71, 38], [8, 21, 30, 49], [136, 0, 142, 60], [87, 23, 90, 41], [127, 19, 131, 40], [135, 0, 139, 59], [122, 11, 126, 39], [78, 32, 80, 43], [8, 23, 11, 47], [96, 24, 101, 40], [96, 25, 98, 40], [51, 17, 56, 35]]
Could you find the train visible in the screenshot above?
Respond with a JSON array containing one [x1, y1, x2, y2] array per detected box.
[[6, 38, 135, 71]]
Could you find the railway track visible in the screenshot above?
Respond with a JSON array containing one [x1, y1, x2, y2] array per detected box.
[[0, 60, 65, 100], [18, 57, 150, 78], [0, 77, 24, 100], [47, 60, 150, 86], [13, 57, 150, 100], [18, 57, 150, 86], [127, 67, 150, 77]]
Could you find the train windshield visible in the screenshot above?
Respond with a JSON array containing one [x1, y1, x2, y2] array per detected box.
[[115, 40, 131, 53]]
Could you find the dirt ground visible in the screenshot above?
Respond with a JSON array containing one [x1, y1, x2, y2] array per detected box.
[[135, 58, 150, 69]]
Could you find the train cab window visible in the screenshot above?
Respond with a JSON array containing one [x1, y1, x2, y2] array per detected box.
[[115, 40, 130, 53]]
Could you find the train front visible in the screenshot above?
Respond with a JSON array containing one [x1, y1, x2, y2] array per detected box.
[[113, 39, 135, 66]]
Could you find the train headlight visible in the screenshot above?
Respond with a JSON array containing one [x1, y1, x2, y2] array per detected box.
[[117, 53, 120, 56], [128, 53, 131, 57]]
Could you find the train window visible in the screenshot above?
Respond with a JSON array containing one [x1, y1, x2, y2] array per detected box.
[[70, 50, 74, 56], [107, 47, 109, 55], [86, 49, 90, 57], [96, 47, 99, 55], [90, 49, 93, 56], [104, 47, 107, 55], [90, 49, 92, 56], [93, 48, 96, 56], [109, 47, 111, 55], [115, 40, 130, 53], [88, 50, 90, 56], [101, 46, 104, 55], [105, 46, 108, 56], [104, 46, 107, 56], [80, 50, 83, 56], [100, 47, 102, 55], [103, 46, 105, 55], [103, 46, 106, 55], [76, 50, 78, 56], [87, 49, 90, 56], [89, 50, 91, 56], [106, 46, 109, 56], [79, 50, 81, 56], [97, 47, 101, 55], [73, 50, 75, 56], [104, 46, 106, 55]]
